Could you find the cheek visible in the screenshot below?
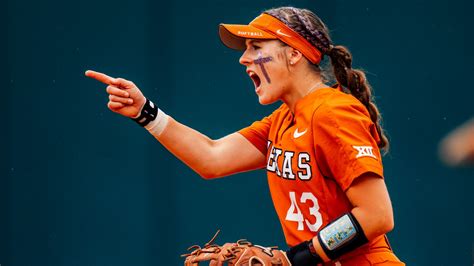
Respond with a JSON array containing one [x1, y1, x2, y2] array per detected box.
[[266, 65, 288, 86], [261, 80, 285, 103]]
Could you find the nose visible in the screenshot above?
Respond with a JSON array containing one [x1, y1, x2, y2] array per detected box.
[[239, 48, 253, 66]]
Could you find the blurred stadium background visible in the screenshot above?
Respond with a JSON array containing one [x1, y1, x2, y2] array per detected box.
[[1, 0, 473, 265]]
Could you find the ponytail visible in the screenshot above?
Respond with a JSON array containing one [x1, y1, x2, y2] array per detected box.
[[328, 45, 389, 153]]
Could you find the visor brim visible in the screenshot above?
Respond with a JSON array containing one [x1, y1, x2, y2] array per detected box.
[[218, 24, 277, 50]]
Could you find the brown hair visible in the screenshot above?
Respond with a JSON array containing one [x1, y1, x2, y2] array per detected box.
[[265, 6, 389, 153]]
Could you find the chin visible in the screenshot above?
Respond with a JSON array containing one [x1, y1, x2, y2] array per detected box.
[[257, 95, 277, 105]]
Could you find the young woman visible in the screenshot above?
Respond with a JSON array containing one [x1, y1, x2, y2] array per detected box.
[[86, 6, 404, 266]]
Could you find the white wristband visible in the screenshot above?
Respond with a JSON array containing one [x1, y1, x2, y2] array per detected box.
[[145, 108, 170, 137]]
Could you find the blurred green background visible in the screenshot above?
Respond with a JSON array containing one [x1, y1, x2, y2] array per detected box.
[[1, 0, 473, 265]]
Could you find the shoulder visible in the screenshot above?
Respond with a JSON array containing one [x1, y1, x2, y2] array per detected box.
[[313, 89, 371, 124], [311, 89, 381, 146]]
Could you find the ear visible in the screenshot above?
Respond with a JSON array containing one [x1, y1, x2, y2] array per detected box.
[[287, 47, 304, 65]]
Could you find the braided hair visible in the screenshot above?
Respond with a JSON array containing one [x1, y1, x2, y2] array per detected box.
[[265, 7, 389, 153]]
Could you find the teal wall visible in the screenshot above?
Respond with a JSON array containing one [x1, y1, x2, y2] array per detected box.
[[2, 0, 473, 265]]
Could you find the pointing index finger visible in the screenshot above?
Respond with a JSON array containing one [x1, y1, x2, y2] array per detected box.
[[85, 70, 116, 85]]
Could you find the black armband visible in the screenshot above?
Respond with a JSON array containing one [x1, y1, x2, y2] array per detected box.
[[286, 240, 323, 266], [132, 99, 158, 127], [317, 212, 368, 260]]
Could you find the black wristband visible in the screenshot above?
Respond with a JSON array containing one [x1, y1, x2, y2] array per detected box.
[[286, 240, 323, 266], [132, 99, 158, 127]]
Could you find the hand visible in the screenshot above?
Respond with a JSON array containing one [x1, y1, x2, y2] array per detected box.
[[85, 70, 146, 118], [286, 240, 322, 266]]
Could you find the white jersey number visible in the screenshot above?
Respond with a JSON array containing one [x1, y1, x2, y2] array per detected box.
[[285, 191, 323, 232]]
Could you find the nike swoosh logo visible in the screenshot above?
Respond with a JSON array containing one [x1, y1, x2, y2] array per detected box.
[[293, 128, 307, 138], [276, 29, 291, 37]]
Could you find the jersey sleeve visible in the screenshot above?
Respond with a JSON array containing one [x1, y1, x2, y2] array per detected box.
[[238, 115, 272, 155], [312, 99, 384, 191], [238, 105, 284, 155]]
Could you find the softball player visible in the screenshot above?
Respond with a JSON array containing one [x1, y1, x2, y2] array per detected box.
[[87, 6, 404, 265]]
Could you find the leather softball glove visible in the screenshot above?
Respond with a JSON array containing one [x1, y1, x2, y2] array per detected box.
[[182, 230, 291, 266]]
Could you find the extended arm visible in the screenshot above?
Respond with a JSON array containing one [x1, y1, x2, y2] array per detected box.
[[85, 70, 266, 178]]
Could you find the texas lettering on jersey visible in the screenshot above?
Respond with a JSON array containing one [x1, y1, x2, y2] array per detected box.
[[266, 140, 311, 180]]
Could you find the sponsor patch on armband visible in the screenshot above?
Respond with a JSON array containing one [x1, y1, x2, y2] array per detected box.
[[319, 214, 356, 251]]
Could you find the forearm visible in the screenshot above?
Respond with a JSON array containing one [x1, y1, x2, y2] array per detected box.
[[311, 207, 394, 262], [148, 116, 220, 178], [145, 112, 265, 178]]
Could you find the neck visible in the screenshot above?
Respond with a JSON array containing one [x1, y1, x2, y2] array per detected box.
[[283, 75, 326, 113]]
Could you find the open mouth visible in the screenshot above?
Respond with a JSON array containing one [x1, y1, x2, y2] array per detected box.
[[248, 71, 261, 89]]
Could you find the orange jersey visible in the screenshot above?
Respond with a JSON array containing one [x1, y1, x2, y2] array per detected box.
[[239, 87, 394, 260]]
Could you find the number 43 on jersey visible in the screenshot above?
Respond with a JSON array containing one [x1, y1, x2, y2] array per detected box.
[[285, 191, 323, 232]]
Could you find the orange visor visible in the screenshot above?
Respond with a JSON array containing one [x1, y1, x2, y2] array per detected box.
[[219, 13, 323, 64]]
